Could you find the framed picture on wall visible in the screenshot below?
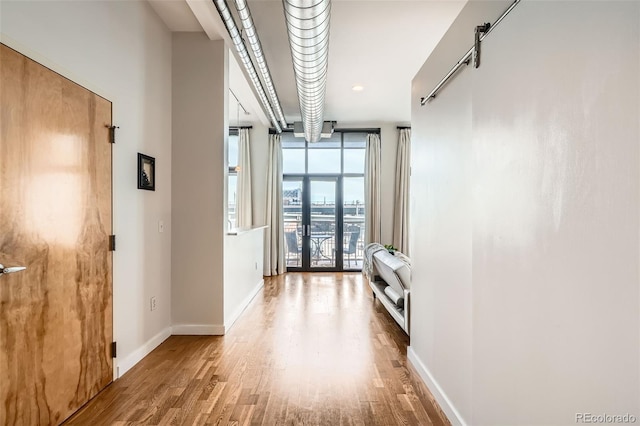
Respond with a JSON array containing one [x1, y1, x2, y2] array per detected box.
[[137, 153, 155, 191]]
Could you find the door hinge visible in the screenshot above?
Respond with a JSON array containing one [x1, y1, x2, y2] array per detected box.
[[106, 125, 119, 144], [111, 341, 117, 358], [109, 235, 116, 251]]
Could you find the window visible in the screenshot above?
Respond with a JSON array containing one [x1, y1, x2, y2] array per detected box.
[[282, 131, 369, 271], [281, 131, 367, 175], [228, 131, 239, 229], [308, 149, 341, 173], [282, 148, 306, 174], [343, 149, 365, 174]]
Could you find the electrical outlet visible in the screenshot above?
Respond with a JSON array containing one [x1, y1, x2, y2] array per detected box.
[[150, 296, 157, 311], [158, 220, 164, 233], [255, 262, 258, 270]]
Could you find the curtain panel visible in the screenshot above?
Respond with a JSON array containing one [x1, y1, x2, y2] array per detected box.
[[236, 128, 253, 228], [264, 133, 285, 276], [365, 133, 381, 245], [393, 128, 411, 255]]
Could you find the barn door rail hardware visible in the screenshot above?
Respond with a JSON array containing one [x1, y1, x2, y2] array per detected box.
[[420, 0, 521, 106]]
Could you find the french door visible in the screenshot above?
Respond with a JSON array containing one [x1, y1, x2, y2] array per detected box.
[[284, 176, 344, 271]]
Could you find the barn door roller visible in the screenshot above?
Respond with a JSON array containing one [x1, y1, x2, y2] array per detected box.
[[473, 23, 491, 68]]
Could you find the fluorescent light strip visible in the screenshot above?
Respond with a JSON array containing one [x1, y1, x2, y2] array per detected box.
[[283, 0, 331, 143], [214, 0, 282, 133], [233, 0, 288, 130]]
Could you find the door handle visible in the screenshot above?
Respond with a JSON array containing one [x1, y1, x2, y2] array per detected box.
[[0, 263, 27, 276]]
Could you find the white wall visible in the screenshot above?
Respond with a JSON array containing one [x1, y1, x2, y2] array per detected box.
[[0, 0, 173, 376], [224, 230, 264, 330], [410, 1, 640, 425], [171, 33, 227, 335], [411, 69, 474, 422]]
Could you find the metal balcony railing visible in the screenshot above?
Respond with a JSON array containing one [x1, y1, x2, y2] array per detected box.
[[284, 213, 365, 269]]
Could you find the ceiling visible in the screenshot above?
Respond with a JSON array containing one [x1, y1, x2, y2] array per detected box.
[[148, 0, 466, 125]]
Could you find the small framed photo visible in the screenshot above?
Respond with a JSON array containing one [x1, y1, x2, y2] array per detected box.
[[138, 153, 155, 191]]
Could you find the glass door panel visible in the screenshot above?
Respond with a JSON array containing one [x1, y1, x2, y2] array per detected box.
[[283, 175, 350, 272], [309, 179, 338, 269], [343, 177, 365, 269], [283, 179, 304, 268]]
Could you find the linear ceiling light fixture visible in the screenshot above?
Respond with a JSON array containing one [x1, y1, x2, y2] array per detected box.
[[213, 0, 282, 133], [233, 0, 288, 130], [283, 0, 331, 143]]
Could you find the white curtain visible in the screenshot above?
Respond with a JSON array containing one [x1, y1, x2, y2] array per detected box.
[[365, 133, 381, 245], [236, 128, 252, 228], [393, 128, 411, 255], [264, 133, 285, 276]]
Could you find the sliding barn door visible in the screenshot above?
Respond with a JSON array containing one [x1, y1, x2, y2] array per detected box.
[[0, 44, 113, 425]]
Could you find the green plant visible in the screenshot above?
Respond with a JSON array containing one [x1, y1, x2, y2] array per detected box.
[[384, 244, 397, 253]]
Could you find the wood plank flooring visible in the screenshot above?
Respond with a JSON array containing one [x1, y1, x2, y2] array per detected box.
[[64, 273, 449, 426]]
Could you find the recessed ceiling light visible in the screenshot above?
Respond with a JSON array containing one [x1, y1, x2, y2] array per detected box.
[[352, 85, 364, 92]]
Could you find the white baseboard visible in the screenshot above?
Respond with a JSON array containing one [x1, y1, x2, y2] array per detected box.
[[171, 324, 225, 335], [224, 279, 264, 333], [116, 326, 171, 379], [407, 346, 467, 426]]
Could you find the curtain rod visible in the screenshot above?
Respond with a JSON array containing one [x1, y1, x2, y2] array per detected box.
[[230, 126, 253, 129], [335, 128, 380, 134], [397, 126, 411, 130], [269, 127, 381, 135], [420, 0, 521, 106]]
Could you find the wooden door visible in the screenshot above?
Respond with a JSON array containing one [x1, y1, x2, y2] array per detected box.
[[0, 44, 113, 425]]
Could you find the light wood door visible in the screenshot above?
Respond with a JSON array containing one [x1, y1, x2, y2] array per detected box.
[[0, 44, 113, 425]]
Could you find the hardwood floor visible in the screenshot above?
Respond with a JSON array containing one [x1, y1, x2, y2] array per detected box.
[[65, 273, 449, 426]]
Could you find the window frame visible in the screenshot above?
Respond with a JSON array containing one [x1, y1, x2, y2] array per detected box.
[[228, 129, 240, 175], [227, 129, 240, 229], [282, 130, 369, 176], [282, 130, 371, 271]]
